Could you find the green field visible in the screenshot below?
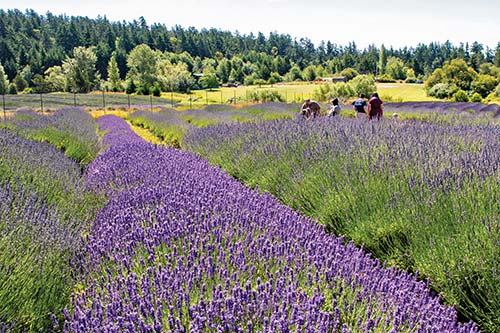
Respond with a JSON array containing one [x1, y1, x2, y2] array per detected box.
[[176, 82, 437, 107], [177, 82, 318, 107], [376, 83, 440, 102]]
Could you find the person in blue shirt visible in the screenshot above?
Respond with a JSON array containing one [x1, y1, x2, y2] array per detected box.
[[352, 93, 367, 118]]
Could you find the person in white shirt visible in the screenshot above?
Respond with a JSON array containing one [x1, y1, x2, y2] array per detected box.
[[328, 98, 341, 117]]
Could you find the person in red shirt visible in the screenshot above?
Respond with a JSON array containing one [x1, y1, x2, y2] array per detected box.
[[367, 92, 384, 120]]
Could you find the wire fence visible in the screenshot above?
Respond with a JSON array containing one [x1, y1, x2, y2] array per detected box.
[[0, 87, 314, 114], [0, 92, 177, 112]]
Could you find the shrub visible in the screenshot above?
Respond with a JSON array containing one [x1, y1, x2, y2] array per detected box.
[[452, 89, 469, 102], [495, 83, 500, 97], [312, 76, 375, 103], [469, 92, 482, 103], [339, 67, 359, 81], [472, 74, 498, 98], [199, 72, 219, 89], [249, 89, 285, 102], [313, 82, 354, 102], [254, 78, 267, 87], [284, 65, 303, 82], [349, 74, 376, 98], [313, 83, 333, 101], [7, 83, 17, 95], [428, 83, 456, 99], [125, 79, 136, 94], [243, 73, 257, 86], [483, 92, 499, 103], [375, 74, 396, 83], [136, 83, 151, 95], [151, 83, 162, 97], [268, 72, 283, 84], [302, 65, 318, 81], [14, 74, 28, 92]]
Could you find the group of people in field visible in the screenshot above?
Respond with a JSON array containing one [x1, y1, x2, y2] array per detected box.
[[299, 92, 387, 121]]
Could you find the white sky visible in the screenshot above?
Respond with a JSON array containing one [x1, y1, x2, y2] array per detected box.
[[3, 0, 500, 50]]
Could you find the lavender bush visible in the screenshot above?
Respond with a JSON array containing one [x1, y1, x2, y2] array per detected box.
[[128, 108, 194, 147], [0, 127, 86, 203], [5, 107, 101, 165], [0, 128, 100, 331], [98, 114, 145, 148], [64, 115, 479, 332]]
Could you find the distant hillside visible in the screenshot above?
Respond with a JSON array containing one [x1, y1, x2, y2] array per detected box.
[[2, 8, 500, 80]]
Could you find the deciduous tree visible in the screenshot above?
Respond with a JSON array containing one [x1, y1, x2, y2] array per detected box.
[[0, 62, 8, 94], [126, 44, 158, 93], [63, 46, 100, 93], [386, 57, 407, 80], [157, 59, 194, 93]]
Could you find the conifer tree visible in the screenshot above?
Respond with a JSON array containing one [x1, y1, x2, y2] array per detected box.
[[107, 55, 122, 92], [378, 44, 387, 75]]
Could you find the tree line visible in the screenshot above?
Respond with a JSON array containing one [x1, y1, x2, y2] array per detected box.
[[1, 8, 500, 99]]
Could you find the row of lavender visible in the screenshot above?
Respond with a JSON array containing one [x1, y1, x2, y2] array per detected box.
[[386, 101, 500, 116], [127, 103, 297, 147], [5, 107, 101, 165], [0, 126, 100, 331], [184, 116, 500, 332], [64, 114, 479, 332], [384, 101, 500, 124]]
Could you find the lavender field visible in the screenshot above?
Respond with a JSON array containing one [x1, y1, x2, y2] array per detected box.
[[59, 115, 480, 332], [2, 101, 500, 332]]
